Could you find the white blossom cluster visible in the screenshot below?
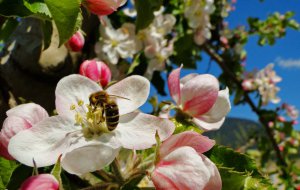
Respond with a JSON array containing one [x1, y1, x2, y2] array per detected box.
[[242, 64, 282, 105]]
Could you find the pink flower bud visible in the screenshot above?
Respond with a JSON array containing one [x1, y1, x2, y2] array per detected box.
[[66, 31, 85, 52], [277, 116, 286, 122], [79, 60, 112, 87], [0, 103, 48, 160], [83, 0, 127, 16], [20, 174, 59, 190]]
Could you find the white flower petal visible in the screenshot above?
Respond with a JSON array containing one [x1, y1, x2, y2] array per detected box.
[[193, 117, 225, 131], [115, 112, 175, 150], [55, 75, 102, 120], [8, 116, 78, 167], [152, 147, 210, 190], [198, 87, 231, 123], [61, 138, 120, 175], [6, 103, 48, 125], [106, 76, 150, 115]]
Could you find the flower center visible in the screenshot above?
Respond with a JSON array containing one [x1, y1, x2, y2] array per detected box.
[[70, 100, 111, 139]]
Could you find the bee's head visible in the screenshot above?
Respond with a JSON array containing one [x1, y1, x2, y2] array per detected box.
[[89, 91, 108, 105]]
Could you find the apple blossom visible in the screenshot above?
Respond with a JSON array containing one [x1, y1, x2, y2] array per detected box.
[[83, 0, 127, 16], [184, 0, 215, 45], [20, 174, 59, 190], [8, 74, 175, 175], [66, 31, 85, 52], [151, 131, 221, 190], [95, 20, 141, 64], [255, 64, 281, 105], [0, 103, 48, 160], [168, 66, 231, 131], [79, 60, 111, 87], [282, 103, 299, 120]]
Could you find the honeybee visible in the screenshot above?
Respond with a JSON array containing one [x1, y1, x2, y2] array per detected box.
[[89, 91, 129, 131]]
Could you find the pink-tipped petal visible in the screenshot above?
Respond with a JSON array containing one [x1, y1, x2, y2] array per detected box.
[[180, 73, 198, 86], [159, 131, 215, 159], [55, 74, 102, 120], [193, 117, 225, 131], [0, 142, 14, 160], [181, 74, 219, 117], [8, 116, 78, 167], [168, 66, 182, 104], [115, 112, 175, 150], [198, 87, 231, 123], [202, 155, 222, 190], [106, 75, 150, 115], [20, 174, 59, 190], [6, 103, 48, 126], [152, 147, 211, 190]]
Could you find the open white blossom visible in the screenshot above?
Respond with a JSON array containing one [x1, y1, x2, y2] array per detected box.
[[8, 75, 174, 175], [184, 0, 215, 45], [138, 11, 176, 78], [95, 20, 141, 64]]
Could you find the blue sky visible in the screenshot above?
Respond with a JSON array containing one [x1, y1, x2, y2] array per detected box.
[[141, 0, 300, 129]]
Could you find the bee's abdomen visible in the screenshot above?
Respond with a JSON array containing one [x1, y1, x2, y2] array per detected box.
[[105, 102, 119, 131]]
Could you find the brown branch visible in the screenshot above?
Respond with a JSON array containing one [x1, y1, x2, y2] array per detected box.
[[203, 43, 288, 175]]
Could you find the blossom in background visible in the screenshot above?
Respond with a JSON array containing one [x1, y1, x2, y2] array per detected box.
[[8, 75, 174, 175], [0, 103, 48, 160], [83, 0, 127, 16], [20, 174, 59, 190], [242, 64, 281, 105], [152, 131, 221, 190], [95, 20, 141, 64], [282, 103, 299, 120], [184, 0, 215, 45], [168, 66, 231, 131], [138, 11, 176, 78], [79, 60, 111, 87], [255, 64, 281, 105], [66, 31, 85, 52]]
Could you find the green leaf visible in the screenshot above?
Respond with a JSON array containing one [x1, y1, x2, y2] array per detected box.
[[0, 0, 33, 17], [6, 165, 33, 190], [135, 0, 163, 31], [23, 0, 51, 20], [0, 158, 18, 188], [205, 145, 260, 176], [44, 0, 81, 46], [170, 34, 199, 69], [51, 156, 64, 190], [171, 117, 203, 134]]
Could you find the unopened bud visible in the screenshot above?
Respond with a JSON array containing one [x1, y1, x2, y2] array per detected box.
[[66, 31, 85, 52], [20, 174, 59, 190], [83, 0, 127, 16], [79, 60, 112, 87]]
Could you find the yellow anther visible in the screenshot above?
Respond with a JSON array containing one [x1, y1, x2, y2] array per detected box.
[[78, 100, 84, 106], [70, 104, 76, 110], [75, 113, 83, 124]]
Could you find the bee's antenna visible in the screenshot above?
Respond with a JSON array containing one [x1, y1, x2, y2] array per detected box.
[[109, 94, 130, 100]]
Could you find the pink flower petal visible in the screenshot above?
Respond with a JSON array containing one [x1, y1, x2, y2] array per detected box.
[[198, 87, 231, 123], [106, 75, 150, 115], [180, 73, 198, 86], [55, 75, 102, 120], [20, 174, 59, 190], [202, 155, 222, 190], [168, 66, 182, 104], [0, 142, 14, 160], [6, 103, 48, 126], [8, 116, 78, 167], [159, 131, 215, 159], [115, 112, 175, 150], [181, 74, 219, 117], [152, 147, 211, 190]]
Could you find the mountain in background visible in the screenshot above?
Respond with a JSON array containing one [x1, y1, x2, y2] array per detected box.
[[204, 117, 264, 149]]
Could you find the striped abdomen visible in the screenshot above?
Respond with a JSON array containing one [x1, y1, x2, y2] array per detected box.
[[104, 101, 119, 131]]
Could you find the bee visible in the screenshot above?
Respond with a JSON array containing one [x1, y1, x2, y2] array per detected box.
[[89, 91, 129, 131]]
